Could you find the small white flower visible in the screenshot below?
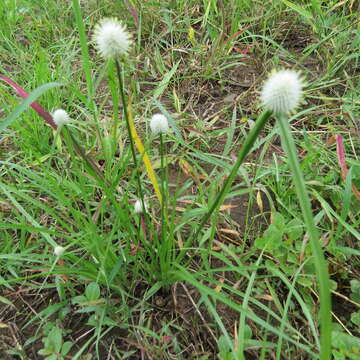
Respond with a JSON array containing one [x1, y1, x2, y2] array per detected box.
[[261, 70, 303, 115], [54, 245, 65, 257], [93, 18, 132, 59], [149, 113, 169, 135], [52, 109, 70, 127], [134, 199, 147, 214]]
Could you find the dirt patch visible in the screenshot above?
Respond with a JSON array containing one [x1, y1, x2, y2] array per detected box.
[[0, 282, 240, 359], [0, 288, 57, 359]]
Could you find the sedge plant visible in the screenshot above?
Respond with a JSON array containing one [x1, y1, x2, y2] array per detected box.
[[91, 18, 175, 282], [260, 70, 331, 360], [92, 18, 147, 226], [178, 69, 331, 359], [0, 6, 332, 357]]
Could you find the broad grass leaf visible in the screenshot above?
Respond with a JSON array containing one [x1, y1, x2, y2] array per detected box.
[[0, 76, 60, 130]]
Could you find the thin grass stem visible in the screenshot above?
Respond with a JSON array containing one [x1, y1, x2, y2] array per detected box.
[[115, 59, 147, 227], [277, 113, 331, 360], [71, 0, 94, 102], [160, 133, 165, 238], [159, 133, 170, 277]]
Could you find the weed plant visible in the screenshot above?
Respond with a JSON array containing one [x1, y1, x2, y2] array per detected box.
[[1, 0, 360, 359]]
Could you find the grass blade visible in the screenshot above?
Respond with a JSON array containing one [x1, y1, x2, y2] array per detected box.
[[71, 0, 94, 101], [0, 75, 57, 128], [0, 82, 61, 132]]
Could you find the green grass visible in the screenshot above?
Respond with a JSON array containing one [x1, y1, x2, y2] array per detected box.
[[1, 0, 360, 359]]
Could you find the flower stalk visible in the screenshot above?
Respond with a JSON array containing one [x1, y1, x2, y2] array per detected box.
[[115, 60, 147, 224], [277, 113, 331, 360], [261, 69, 331, 360], [159, 132, 170, 275], [149, 113, 171, 278]]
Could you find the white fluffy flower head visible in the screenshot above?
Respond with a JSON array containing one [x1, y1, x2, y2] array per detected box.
[[93, 18, 132, 59], [52, 109, 70, 127], [261, 70, 303, 115], [150, 113, 169, 135], [134, 199, 147, 214], [54, 245, 65, 257]]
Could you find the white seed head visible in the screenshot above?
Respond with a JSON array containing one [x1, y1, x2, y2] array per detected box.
[[134, 199, 147, 214], [52, 109, 70, 127], [261, 70, 303, 115], [54, 245, 65, 257], [93, 18, 132, 59], [149, 113, 169, 135]]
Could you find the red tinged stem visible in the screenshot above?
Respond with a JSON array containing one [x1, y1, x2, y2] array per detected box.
[[336, 134, 360, 201], [0, 74, 57, 129]]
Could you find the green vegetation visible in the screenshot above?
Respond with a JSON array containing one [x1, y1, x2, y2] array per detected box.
[[1, 0, 359, 359]]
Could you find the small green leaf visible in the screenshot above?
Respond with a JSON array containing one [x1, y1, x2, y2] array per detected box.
[[351, 311, 360, 326], [255, 221, 284, 251], [85, 282, 100, 301], [263, 224, 283, 250], [38, 348, 52, 356], [287, 252, 298, 264], [272, 212, 286, 231], [332, 350, 346, 360], [329, 280, 337, 291], [255, 236, 266, 249], [332, 331, 360, 356], [61, 341, 73, 355], [286, 218, 303, 241], [243, 324, 252, 340], [350, 280, 360, 303], [49, 326, 63, 353]]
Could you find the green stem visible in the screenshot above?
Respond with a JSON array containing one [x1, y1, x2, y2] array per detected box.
[[71, 0, 93, 101], [160, 133, 167, 275], [72, 0, 103, 149], [277, 114, 331, 360], [62, 127, 138, 244], [115, 60, 147, 224], [176, 110, 272, 262]]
